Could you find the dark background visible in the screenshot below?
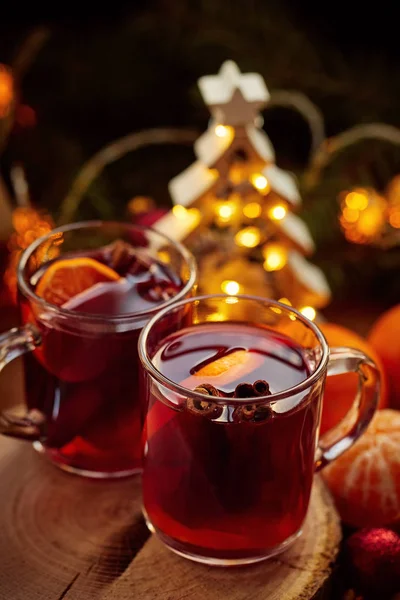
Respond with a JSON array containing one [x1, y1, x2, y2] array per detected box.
[[1, 0, 399, 307], [2, 1, 400, 176]]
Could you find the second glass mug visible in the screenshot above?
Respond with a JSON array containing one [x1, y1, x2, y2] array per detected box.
[[138, 294, 380, 565], [0, 221, 196, 477]]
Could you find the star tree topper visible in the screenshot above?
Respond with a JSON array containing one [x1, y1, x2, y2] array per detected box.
[[198, 61, 270, 126]]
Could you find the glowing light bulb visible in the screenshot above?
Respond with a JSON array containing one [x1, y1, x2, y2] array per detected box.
[[268, 204, 287, 220], [262, 245, 287, 271], [250, 173, 269, 193], [235, 226, 261, 248], [215, 124, 232, 138], [218, 204, 234, 218], [299, 306, 316, 321], [173, 205, 188, 219], [221, 280, 240, 295], [243, 202, 262, 219], [215, 200, 237, 224], [345, 191, 369, 211]]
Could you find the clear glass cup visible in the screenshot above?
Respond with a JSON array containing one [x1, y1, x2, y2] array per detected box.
[[0, 221, 196, 478], [138, 294, 380, 565]]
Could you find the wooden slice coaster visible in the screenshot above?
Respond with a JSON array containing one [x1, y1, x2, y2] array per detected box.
[[0, 436, 341, 600], [0, 436, 146, 600]]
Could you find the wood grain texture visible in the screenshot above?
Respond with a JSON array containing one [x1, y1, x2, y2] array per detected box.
[[0, 434, 341, 600], [102, 478, 341, 600], [0, 436, 147, 600]]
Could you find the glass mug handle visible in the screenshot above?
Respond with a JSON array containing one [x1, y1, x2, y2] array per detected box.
[[316, 346, 380, 470], [0, 324, 44, 440]]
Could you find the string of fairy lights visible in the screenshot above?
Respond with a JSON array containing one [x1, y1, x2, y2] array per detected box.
[[339, 183, 400, 248]]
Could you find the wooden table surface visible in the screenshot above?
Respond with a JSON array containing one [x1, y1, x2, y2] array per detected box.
[[0, 433, 341, 600], [0, 300, 383, 599]]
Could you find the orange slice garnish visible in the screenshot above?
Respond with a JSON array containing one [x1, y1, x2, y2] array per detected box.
[[36, 257, 120, 306], [181, 350, 265, 390], [194, 350, 249, 377]]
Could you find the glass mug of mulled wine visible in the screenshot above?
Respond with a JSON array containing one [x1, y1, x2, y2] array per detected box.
[[138, 294, 380, 565], [0, 221, 196, 477]]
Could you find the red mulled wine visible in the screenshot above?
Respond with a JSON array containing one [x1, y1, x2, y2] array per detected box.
[[143, 323, 321, 561], [21, 240, 183, 476]]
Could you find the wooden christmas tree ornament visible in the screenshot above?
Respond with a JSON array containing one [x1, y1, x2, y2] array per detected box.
[[156, 61, 331, 312]]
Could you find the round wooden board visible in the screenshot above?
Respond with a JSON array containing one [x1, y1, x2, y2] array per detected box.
[[0, 436, 341, 600]]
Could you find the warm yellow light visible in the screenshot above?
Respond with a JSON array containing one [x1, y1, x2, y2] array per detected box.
[[243, 202, 262, 219], [345, 191, 369, 211], [299, 306, 317, 321], [215, 200, 237, 225], [218, 204, 234, 219], [342, 207, 359, 223], [221, 280, 240, 295], [340, 188, 388, 245], [268, 204, 287, 220], [263, 245, 287, 271], [250, 173, 270, 193], [215, 124, 232, 138], [173, 205, 188, 219], [389, 211, 400, 228], [235, 226, 261, 248], [357, 205, 385, 236], [278, 297, 292, 306]]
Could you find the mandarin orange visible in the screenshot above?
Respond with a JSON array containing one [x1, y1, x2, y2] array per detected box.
[[322, 409, 400, 528], [368, 304, 400, 408], [319, 322, 388, 435]]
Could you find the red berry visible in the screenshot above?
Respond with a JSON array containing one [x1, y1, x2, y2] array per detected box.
[[346, 528, 400, 597]]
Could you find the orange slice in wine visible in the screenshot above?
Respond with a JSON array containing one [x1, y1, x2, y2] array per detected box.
[[36, 257, 120, 307], [181, 350, 265, 390], [194, 350, 250, 377]]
